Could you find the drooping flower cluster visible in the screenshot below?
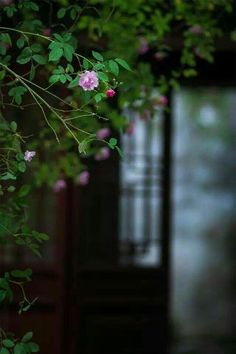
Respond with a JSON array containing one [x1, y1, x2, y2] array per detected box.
[[79, 70, 99, 91]]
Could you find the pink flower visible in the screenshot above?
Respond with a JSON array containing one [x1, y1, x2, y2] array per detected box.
[[95, 147, 110, 161], [189, 25, 203, 34], [138, 38, 149, 54], [159, 95, 168, 106], [106, 89, 116, 97], [96, 127, 111, 140], [78, 171, 89, 186], [24, 150, 36, 162], [79, 71, 99, 91], [53, 179, 66, 192]]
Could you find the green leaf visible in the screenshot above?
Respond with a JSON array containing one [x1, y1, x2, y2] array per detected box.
[[53, 34, 64, 42], [29, 2, 39, 11], [48, 43, 63, 62], [10, 121, 17, 132], [0, 172, 16, 181], [16, 37, 25, 49], [31, 43, 42, 53], [7, 186, 15, 192], [97, 72, 109, 82], [94, 93, 105, 103], [2, 339, 14, 348], [29, 65, 36, 81], [32, 54, 46, 65], [68, 76, 79, 88], [57, 8, 66, 19], [18, 184, 31, 197], [13, 343, 26, 354], [92, 51, 103, 62], [0, 70, 5, 81], [9, 86, 27, 105], [18, 161, 26, 173], [108, 60, 119, 76], [70, 8, 77, 20], [63, 43, 74, 62], [82, 58, 90, 70], [0, 348, 10, 354], [93, 63, 105, 71], [115, 58, 131, 71], [21, 331, 33, 343], [27, 342, 39, 353], [11, 268, 32, 279]]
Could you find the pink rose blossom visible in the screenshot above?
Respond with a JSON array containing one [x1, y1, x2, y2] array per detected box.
[[138, 38, 149, 54], [79, 71, 99, 91], [106, 89, 116, 97], [95, 147, 110, 161], [78, 171, 90, 186], [53, 179, 66, 192], [96, 127, 111, 140], [24, 150, 36, 162]]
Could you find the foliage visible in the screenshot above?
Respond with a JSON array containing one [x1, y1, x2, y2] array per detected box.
[[0, 0, 234, 351]]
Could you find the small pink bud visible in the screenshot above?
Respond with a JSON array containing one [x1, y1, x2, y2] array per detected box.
[[53, 179, 66, 192], [96, 127, 111, 140], [106, 89, 116, 98], [95, 147, 110, 161], [77, 171, 90, 186]]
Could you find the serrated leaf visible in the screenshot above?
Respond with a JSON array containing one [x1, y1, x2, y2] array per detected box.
[[108, 60, 119, 76], [32, 54, 46, 65], [68, 76, 79, 88], [115, 58, 131, 71], [16, 37, 25, 49], [18, 184, 31, 197], [92, 51, 103, 62], [97, 72, 109, 82], [21, 331, 33, 343], [11, 268, 32, 279], [83, 58, 90, 70], [49, 46, 63, 61], [70, 8, 77, 20], [63, 43, 74, 62], [57, 8, 66, 18], [29, 65, 36, 81], [2, 339, 14, 348], [10, 121, 17, 132], [18, 161, 26, 173]]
